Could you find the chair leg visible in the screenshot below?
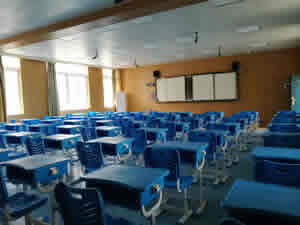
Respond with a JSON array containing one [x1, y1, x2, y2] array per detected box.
[[178, 188, 193, 224], [3, 206, 10, 225]]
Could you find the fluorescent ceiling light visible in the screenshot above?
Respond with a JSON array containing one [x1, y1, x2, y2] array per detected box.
[[210, 0, 244, 7], [176, 36, 193, 44], [132, 16, 153, 24], [236, 25, 260, 33], [249, 42, 268, 48]]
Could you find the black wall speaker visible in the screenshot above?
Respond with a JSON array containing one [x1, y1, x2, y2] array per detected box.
[[232, 61, 240, 73], [153, 70, 161, 79]]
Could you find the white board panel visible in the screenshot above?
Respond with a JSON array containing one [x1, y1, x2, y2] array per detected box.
[[167, 76, 186, 101], [192, 74, 214, 100], [215, 72, 237, 100], [156, 79, 168, 102]]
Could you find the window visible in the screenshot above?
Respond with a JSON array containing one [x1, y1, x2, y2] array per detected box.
[[2, 56, 23, 115], [55, 63, 89, 111], [102, 69, 113, 108]]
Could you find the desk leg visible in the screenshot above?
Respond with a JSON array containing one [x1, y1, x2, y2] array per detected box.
[[194, 168, 207, 215], [50, 192, 58, 225]]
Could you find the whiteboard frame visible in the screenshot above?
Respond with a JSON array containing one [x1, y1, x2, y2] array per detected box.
[[155, 71, 239, 103]]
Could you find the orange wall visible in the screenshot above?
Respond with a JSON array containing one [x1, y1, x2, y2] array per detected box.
[[121, 47, 300, 126]]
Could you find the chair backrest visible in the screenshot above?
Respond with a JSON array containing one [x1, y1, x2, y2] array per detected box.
[[55, 182, 106, 225], [188, 131, 216, 155], [76, 142, 104, 173], [132, 129, 147, 154], [0, 169, 9, 207], [144, 146, 180, 181], [263, 160, 300, 187], [25, 136, 45, 155], [82, 120, 96, 127], [81, 127, 97, 142], [167, 123, 176, 140]]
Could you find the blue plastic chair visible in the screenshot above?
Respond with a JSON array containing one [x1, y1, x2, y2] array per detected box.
[[25, 136, 45, 155], [263, 160, 300, 187], [76, 141, 107, 174], [144, 146, 193, 224], [81, 127, 97, 142], [218, 218, 245, 225], [55, 182, 138, 225], [0, 169, 48, 225], [166, 123, 177, 141]]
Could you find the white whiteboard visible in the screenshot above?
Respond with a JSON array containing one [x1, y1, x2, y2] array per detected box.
[[156, 79, 168, 102], [193, 74, 214, 100], [214, 72, 237, 100], [167, 77, 186, 101]]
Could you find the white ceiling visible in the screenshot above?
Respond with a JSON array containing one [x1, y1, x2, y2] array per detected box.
[[0, 0, 115, 39], [3, 0, 300, 68]]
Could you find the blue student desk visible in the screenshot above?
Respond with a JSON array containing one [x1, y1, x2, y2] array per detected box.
[[252, 146, 300, 183], [5, 123, 26, 132], [138, 127, 167, 143], [81, 165, 169, 225], [63, 119, 85, 125], [29, 124, 56, 136], [222, 179, 300, 225], [87, 137, 134, 162], [5, 132, 40, 145], [57, 125, 82, 134], [41, 119, 63, 125], [96, 126, 121, 137], [21, 118, 41, 125], [44, 134, 80, 150], [3, 154, 69, 225], [89, 116, 107, 121], [95, 120, 113, 127], [131, 120, 146, 128]]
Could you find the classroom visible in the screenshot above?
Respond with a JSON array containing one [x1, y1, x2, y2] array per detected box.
[[0, 0, 300, 225]]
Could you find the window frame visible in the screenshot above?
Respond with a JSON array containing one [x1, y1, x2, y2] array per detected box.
[[2, 57, 24, 116], [102, 69, 114, 108], [56, 65, 90, 112]]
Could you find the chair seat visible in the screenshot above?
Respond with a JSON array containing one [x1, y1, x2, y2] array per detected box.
[[166, 176, 193, 190], [3, 192, 47, 219], [106, 214, 141, 225]]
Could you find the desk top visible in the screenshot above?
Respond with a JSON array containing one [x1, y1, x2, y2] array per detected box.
[[2, 155, 69, 170], [252, 146, 300, 161], [96, 120, 113, 123], [191, 128, 230, 136], [152, 141, 208, 152], [5, 123, 23, 127], [44, 134, 80, 141], [29, 124, 52, 128], [5, 132, 39, 137], [82, 165, 169, 191], [222, 179, 300, 220], [96, 126, 120, 131], [57, 125, 82, 129], [88, 136, 134, 144], [139, 128, 168, 133], [42, 119, 62, 122], [64, 119, 84, 122]]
